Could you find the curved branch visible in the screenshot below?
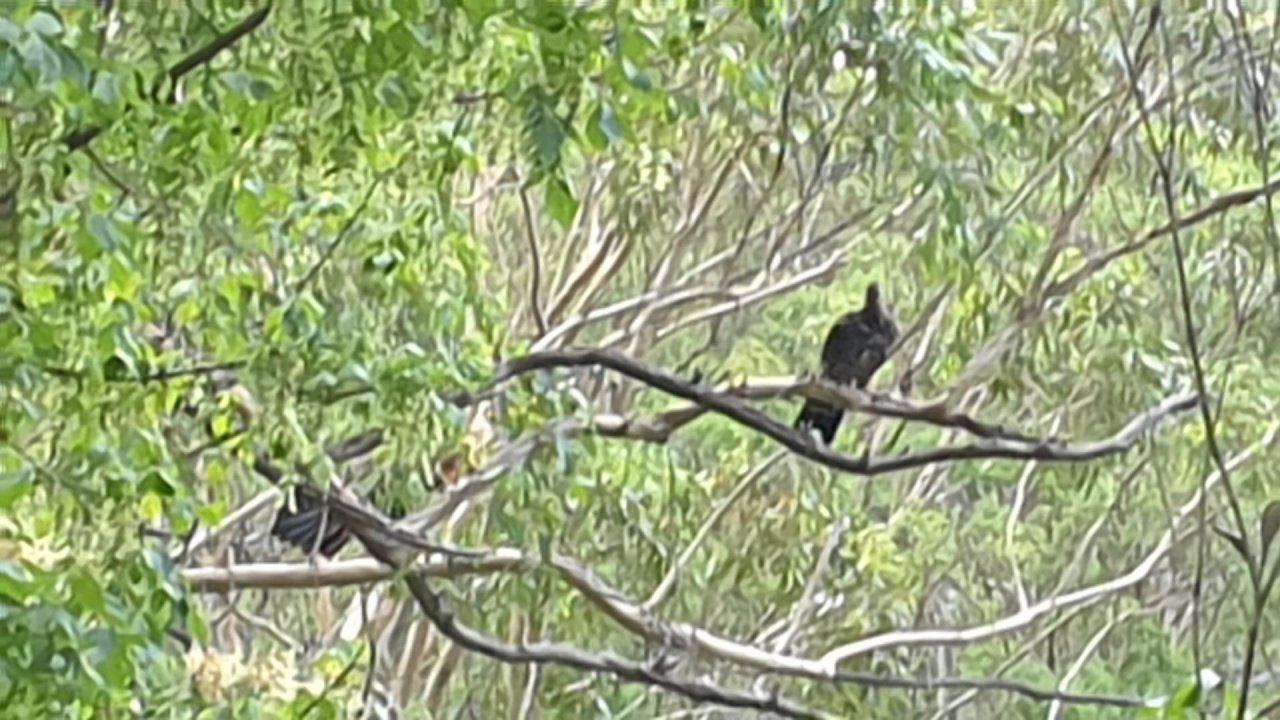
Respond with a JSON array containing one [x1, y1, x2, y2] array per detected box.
[[489, 348, 1198, 476], [402, 573, 823, 719]]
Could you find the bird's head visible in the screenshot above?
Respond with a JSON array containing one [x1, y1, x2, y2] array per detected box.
[[864, 282, 881, 309]]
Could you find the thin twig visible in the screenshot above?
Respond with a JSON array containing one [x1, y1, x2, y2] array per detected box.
[[1112, 6, 1256, 712], [293, 176, 385, 296], [771, 516, 851, 654], [1046, 609, 1140, 720], [642, 449, 787, 611], [184, 488, 281, 557], [518, 183, 548, 336]]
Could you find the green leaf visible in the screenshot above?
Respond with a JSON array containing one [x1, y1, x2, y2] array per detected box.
[[18, 33, 60, 86], [0, 18, 21, 45], [621, 57, 653, 92], [87, 214, 124, 252], [0, 560, 34, 600], [747, 0, 770, 31], [68, 569, 105, 615], [105, 255, 141, 304], [139, 493, 163, 524], [584, 103, 608, 151], [0, 51, 16, 87], [544, 175, 578, 230], [0, 469, 33, 509], [523, 85, 565, 174], [23, 12, 61, 38], [196, 502, 226, 527], [235, 188, 265, 227], [221, 70, 274, 101], [52, 44, 87, 88], [140, 471, 175, 499], [168, 277, 199, 300], [599, 102, 623, 145], [91, 71, 121, 106]]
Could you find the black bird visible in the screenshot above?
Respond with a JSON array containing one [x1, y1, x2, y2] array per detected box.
[[271, 492, 355, 558], [254, 430, 408, 558], [269, 479, 411, 558], [794, 283, 899, 444]]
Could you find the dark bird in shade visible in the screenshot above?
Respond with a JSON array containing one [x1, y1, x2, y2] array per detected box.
[[794, 282, 899, 444], [269, 482, 410, 558], [253, 430, 409, 559]]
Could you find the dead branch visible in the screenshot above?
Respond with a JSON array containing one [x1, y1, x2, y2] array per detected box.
[[549, 554, 1144, 710]]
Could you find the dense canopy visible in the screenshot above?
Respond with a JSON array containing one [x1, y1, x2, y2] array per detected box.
[[3, 2, 1280, 718]]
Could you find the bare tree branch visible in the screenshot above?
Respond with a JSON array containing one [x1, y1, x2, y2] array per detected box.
[[1046, 609, 1141, 720], [817, 422, 1275, 665], [487, 348, 1198, 476], [518, 183, 548, 336], [295, 509, 1154, 716], [771, 515, 851, 654], [400, 572, 825, 719], [182, 551, 530, 593]]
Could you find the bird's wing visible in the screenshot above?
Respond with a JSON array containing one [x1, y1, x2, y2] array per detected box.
[[820, 312, 869, 383], [821, 308, 900, 386]]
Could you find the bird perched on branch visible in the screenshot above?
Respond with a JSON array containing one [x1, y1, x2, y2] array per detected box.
[[256, 431, 411, 558], [794, 282, 899, 444], [269, 475, 417, 558]]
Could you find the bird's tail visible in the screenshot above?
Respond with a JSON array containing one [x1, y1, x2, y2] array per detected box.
[[794, 399, 843, 444]]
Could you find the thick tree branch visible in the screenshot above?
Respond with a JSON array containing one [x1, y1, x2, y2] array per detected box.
[[594, 375, 1053, 443], [300, 512, 1145, 716], [182, 551, 530, 593], [488, 348, 1198, 475], [400, 573, 824, 719], [184, 514, 1173, 714], [311, 498, 826, 718]]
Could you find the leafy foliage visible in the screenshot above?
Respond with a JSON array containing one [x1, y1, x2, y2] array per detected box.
[[3, 1, 1280, 718]]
